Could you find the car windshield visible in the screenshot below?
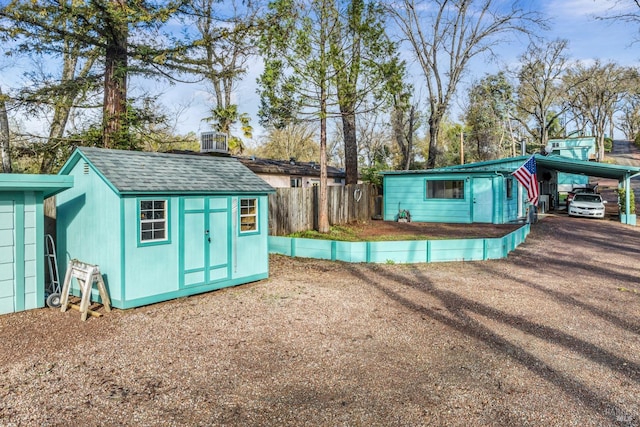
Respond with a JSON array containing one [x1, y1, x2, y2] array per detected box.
[[573, 194, 602, 203]]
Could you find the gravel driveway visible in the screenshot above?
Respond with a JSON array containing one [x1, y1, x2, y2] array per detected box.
[[1, 215, 639, 426]]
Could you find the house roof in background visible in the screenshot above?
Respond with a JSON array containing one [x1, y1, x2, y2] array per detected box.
[[60, 147, 275, 195], [236, 157, 345, 178]]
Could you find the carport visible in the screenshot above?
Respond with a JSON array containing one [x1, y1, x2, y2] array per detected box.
[[535, 155, 640, 225]]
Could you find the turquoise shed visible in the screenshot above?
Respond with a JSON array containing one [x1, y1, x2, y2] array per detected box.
[[0, 174, 73, 314], [56, 147, 275, 309]]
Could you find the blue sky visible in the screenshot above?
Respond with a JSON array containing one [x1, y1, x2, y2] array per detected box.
[[2, 0, 640, 141], [164, 0, 640, 141]]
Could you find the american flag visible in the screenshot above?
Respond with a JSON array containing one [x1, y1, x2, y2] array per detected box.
[[513, 155, 539, 206]]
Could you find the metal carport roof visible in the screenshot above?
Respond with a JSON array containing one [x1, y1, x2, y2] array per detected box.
[[419, 154, 640, 181], [535, 154, 640, 181]]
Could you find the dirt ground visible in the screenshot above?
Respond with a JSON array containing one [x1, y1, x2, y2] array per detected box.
[[1, 215, 640, 426], [337, 220, 523, 240]]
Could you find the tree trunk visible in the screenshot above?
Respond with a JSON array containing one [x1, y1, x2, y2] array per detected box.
[[427, 114, 440, 169], [0, 87, 11, 173], [341, 109, 358, 184], [103, 0, 128, 148], [40, 44, 96, 173], [597, 134, 606, 162], [318, 92, 329, 233], [404, 105, 415, 170]]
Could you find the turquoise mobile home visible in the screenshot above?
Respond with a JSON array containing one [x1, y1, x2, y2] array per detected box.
[[381, 168, 520, 224], [0, 174, 73, 314], [382, 153, 640, 225], [547, 137, 596, 192], [56, 147, 275, 309]]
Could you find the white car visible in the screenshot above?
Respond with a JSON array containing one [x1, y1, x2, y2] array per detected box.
[[568, 193, 607, 218]]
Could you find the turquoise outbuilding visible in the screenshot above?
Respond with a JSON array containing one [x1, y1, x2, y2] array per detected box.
[[56, 147, 275, 309], [0, 174, 73, 314], [381, 153, 640, 225]]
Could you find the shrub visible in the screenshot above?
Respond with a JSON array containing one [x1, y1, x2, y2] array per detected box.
[[616, 188, 636, 214]]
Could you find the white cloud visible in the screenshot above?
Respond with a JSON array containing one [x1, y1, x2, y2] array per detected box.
[[543, 0, 634, 18]]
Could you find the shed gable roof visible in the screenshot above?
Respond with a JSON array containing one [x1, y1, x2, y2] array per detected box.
[[63, 147, 274, 194]]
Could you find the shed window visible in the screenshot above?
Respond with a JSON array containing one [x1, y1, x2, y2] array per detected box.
[[506, 178, 513, 199], [140, 200, 167, 242], [426, 180, 464, 199], [240, 198, 258, 232]]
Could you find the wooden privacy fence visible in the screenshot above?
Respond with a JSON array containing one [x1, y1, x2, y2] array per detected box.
[[268, 183, 378, 236]]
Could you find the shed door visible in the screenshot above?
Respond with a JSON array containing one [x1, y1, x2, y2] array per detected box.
[[0, 195, 16, 314], [472, 178, 493, 223], [180, 197, 230, 287]]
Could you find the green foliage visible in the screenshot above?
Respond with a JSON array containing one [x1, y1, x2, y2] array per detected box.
[[205, 105, 252, 154], [617, 187, 636, 214], [635, 133, 640, 149], [436, 119, 468, 167], [0, 0, 191, 154], [465, 72, 514, 161], [360, 166, 383, 187]]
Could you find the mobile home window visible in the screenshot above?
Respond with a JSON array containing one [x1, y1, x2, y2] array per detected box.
[[139, 200, 167, 242], [240, 198, 258, 232], [426, 180, 464, 199]]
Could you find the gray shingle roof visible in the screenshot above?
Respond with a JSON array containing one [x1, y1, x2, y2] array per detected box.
[[76, 147, 275, 194]]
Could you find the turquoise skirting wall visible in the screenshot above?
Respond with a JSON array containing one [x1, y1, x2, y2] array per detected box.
[[269, 224, 530, 264]]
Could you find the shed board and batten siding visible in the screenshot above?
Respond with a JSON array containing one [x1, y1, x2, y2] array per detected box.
[[57, 147, 274, 310], [0, 175, 73, 315], [0, 193, 39, 314], [56, 158, 124, 303]]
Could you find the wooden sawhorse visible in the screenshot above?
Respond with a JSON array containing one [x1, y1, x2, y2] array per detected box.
[[60, 260, 111, 321]]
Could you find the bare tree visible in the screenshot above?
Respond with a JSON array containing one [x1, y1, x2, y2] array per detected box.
[[618, 91, 640, 140], [564, 61, 636, 160], [513, 39, 570, 148], [189, 0, 260, 152], [254, 122, 320, 161], [389, 0, 543, 168], [392, 101, 418, 170]]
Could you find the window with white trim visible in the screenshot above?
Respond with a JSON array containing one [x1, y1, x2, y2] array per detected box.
[[240, 198, 258, 232], [140, 200, 167, 242]]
